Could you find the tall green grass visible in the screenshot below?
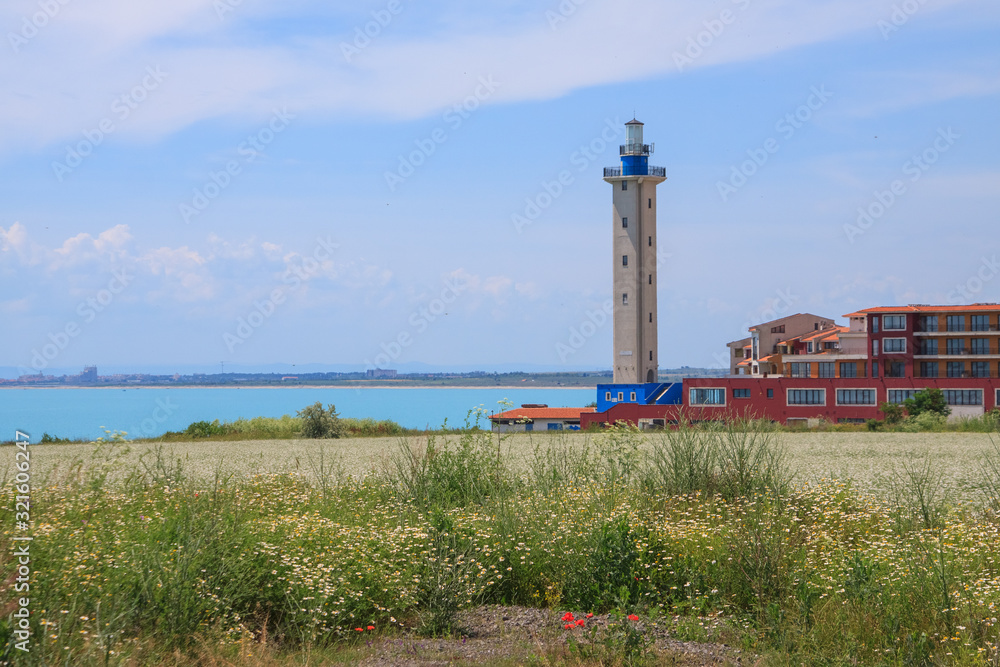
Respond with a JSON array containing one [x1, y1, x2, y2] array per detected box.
[[156, 414, 410, 442], [5, 418, 1000, 665]]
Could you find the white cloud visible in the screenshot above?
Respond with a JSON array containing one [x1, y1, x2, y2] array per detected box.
[[2, 0, 996, 154]]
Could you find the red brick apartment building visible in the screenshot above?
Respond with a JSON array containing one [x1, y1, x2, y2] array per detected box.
[[581, 304, 1000, 428]]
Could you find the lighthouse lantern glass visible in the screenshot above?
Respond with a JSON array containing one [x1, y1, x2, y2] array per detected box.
[[626, 123, 643, 147]]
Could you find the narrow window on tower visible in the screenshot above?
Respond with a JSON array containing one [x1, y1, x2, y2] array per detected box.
[[622, 255, 628, 267], [622, 181, 627, 191], [648, 236, 651, 247], [648, 198, 651, 208], [622, 217, 628, 228], [622, 293, 628, 305], [648, 275, 652, 285], [649, 351, 653, 361], [649, 313, 652, 323]]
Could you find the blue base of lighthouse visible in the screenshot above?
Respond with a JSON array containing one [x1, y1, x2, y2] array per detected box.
[[621, 155, 649, 176]]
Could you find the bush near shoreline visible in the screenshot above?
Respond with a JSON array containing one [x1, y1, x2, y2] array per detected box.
[[3, 416, 1000, 664]]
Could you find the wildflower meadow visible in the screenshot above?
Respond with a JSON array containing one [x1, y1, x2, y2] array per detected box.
[[4, 416, 1000, 665]]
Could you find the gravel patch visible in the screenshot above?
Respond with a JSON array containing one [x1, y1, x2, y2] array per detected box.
[[355, 605, 745, 666]]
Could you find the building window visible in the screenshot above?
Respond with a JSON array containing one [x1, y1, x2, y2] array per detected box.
[[840, 362, 857, 378], [872, 317, 880, 333], [947, 339, 966, 355], [919, 315, 939, 332], [622, 255, 628, 267], [648, 198, 651, 208], [997, 389, 1000, 407], [789, 362, 811, 378], [547, 423, 563, 431], [888, 389, 919, 404], [920, 361, 939, 378], [690, 388, 725, 405], [771, 325, 785, 334], [884, 338, 906, 353], [971, 338, 990, 355], [872, 340, 879, 356], [872, 363, 878, 378], [807, 342, 814, 353], [884, 315, 906, 330], [525, 423, 533, 431], [887, 361, 906, 378], [972, 361, 990, 378], [818, 362, 835, 378], [767, 388, 774, 399], [622, 293, 628, 305], [944, 390, 983, 406], [605, 392, 611, 401], [622, 181, 627, 191], [630, 392, 637, 401], [622, 217, 628, 228], [788, 389, 825, 405], [618, 392, 624, 401], [972, 314, 990, 332], [837, 389, 877, 405], [920, 339, 938, 355], [648, 236, 651, 247], [947, 315, 965, 332], [733, 388, 751, 399], [947, 362, 964, 378]]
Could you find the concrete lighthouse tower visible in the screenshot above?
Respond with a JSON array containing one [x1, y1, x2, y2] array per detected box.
[[603, 119, 667, 385]]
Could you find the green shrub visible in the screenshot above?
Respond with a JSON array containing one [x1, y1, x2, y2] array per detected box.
[[903, 388, 951, 418], [879, 402, 905, 425], [185, 420, 226, 438], [297, 402, 346, 439]]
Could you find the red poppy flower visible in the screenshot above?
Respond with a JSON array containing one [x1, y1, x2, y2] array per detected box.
[[576, 619, 585, 626], [562, 612, 574, 621], [586, 613, 594, 618], [355, 627, 364, 632], [564, 623, 574, 630], [367, 625, 375, 630], [627, 614, 639, 621]]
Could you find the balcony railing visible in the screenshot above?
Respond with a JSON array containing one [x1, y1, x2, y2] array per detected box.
[[603, 166, 667, 178], [620, 141, 654, 156]]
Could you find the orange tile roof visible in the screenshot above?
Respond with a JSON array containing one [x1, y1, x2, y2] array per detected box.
[[775, 334, 806, 346], [490, 407, 595, 421], [844, 304, 1000, 317], [800, 326, 847, 342]]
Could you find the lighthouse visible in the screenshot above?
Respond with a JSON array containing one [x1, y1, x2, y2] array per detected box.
[[603, 119, 667, 385]]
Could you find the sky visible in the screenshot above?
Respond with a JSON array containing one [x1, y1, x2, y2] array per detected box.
[[1, 0, 999, 377]]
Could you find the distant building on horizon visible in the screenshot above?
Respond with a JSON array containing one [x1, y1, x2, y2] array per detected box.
[[366, 368, 397, 379]]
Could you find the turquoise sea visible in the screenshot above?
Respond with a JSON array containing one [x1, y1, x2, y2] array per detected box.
[[0, 387, 595, 443]]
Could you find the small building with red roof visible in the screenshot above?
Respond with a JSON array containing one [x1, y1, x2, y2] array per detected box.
[[489, 405, 596, 432]]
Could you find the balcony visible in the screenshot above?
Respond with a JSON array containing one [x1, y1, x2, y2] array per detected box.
[[603, 166, 667, 178], [621, 141, 654, 156]]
